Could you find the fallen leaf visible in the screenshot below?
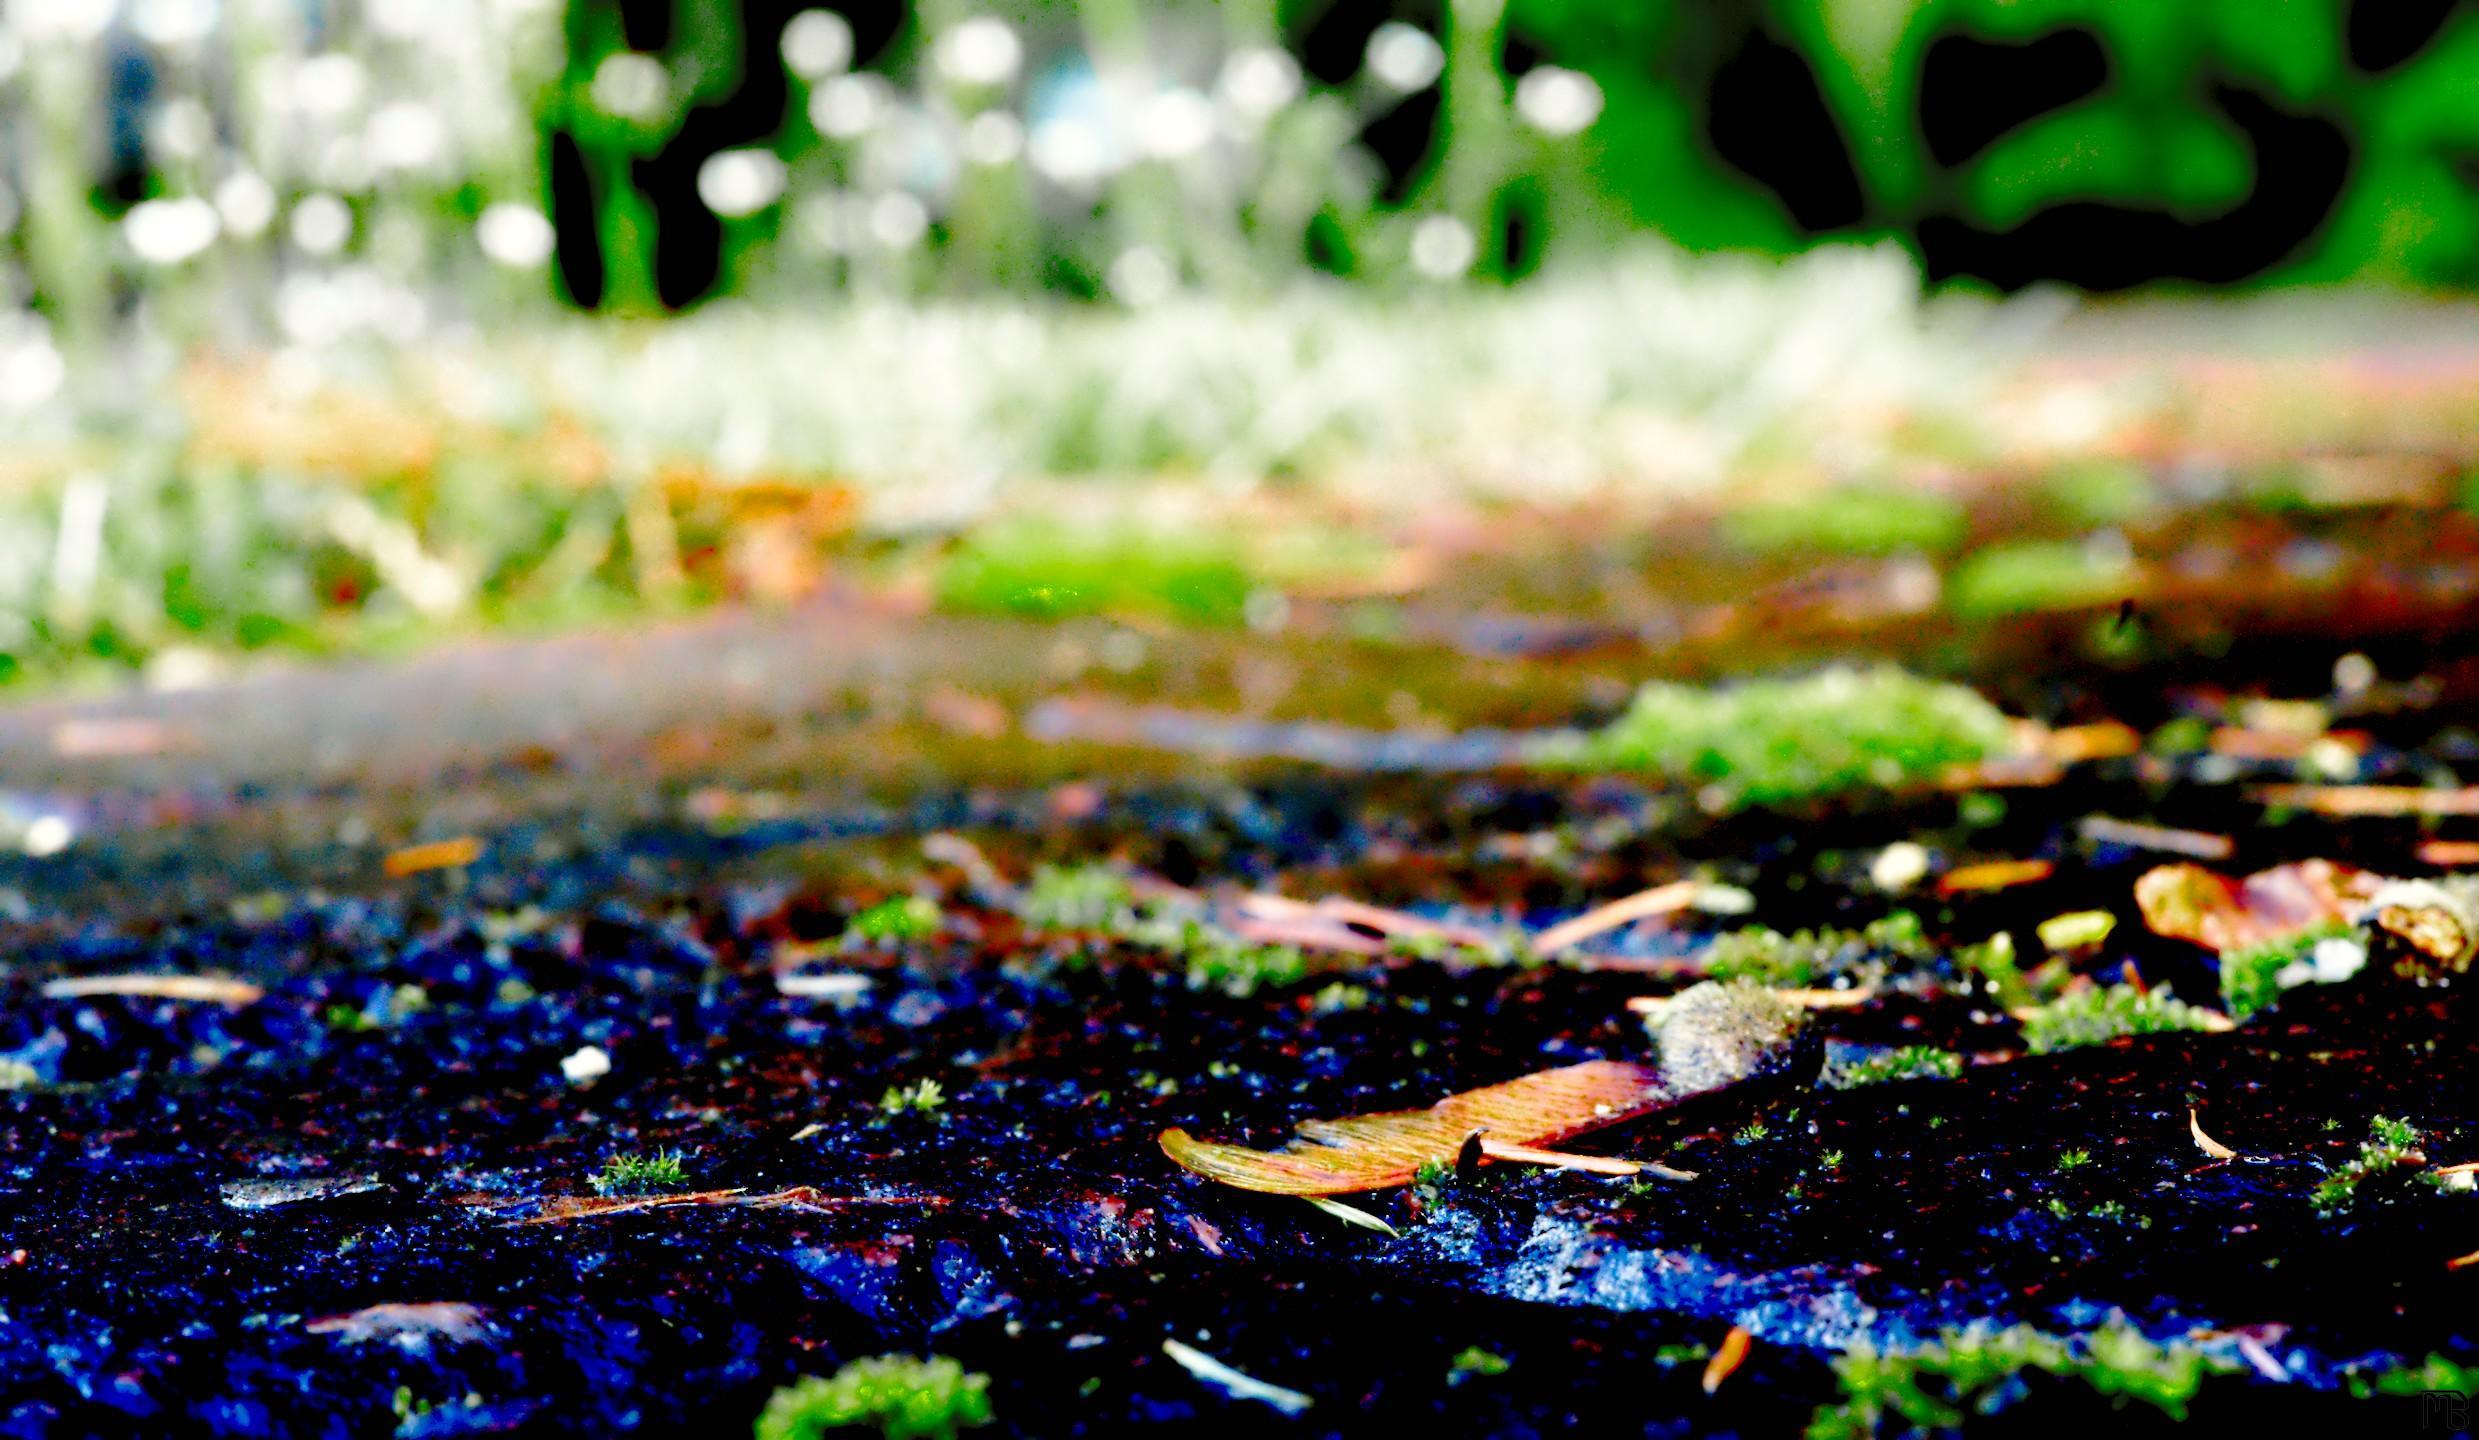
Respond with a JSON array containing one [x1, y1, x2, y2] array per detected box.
[[2078, 816, 2235, 862], [2417, 840, 2479, 867], [1160, 1060, 1668, 1196], [1301, 1195, 1401, 1237], [1937, 858, 2054, 896], [44, 974, 263, 1006], [2133, 859, 2380, 954], [2253, 784, 2479, 818], [384, 836, 484, 878], [1703, 1325, 1755, 1394], [1160, 1339, 1313, 1416], [2189, 1107, 2243, 1162], [1530, 881, 1701, 958]]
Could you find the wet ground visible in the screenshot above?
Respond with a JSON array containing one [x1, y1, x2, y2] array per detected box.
[[12, 433, 2479, 1434]]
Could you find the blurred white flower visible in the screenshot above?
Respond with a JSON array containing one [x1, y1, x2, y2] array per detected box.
[[213, 170, 277, 238], [149, 97, 215, 160], [1138, 89, 1215, 162], [867, 190, 928, 249], [1027, 116, 1112, 186], [0, 327, 63, 413], [780, 8, 854, 80], [128, 0, 215, 49], [293, 52, 370, 119], [11, 0, 114, 45], [961, 110, 1023, 167], [1106, 246, 1173, 307], [590, 52, 668, 120], [934, 17, 1020, 88], [697, 148, 787, 218], [811, 73, 887, 139], [366, 0, 437, 40], [1365, 22, 1443, 93], [123, 196, 220, 264], [1515, 66, 1601, 136], [477, 201, 556, 267], [367, 100, 448, 171], [290, 194, 354, 256], [1217, 47, 1299, 122], [1409, 214, 1476, 279]]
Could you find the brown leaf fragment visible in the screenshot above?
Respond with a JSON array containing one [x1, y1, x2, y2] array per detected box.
[[2188, 1107, 2242, 1162], [384, 836, 484, 878], [45, 974, 264, 1006], [1160, 1060, 1670, 1196], [2079, 816, 2235, 862], [2133, 859, 2380, 954], [306, 1302, 494, 1345], [1703, 1326, 1755, 1395], [1936, 859, 2054, 896], [1530, 881, 1701, 959], [2253, 784, 2479, 818], [1474, 1139, 1640, 1176]]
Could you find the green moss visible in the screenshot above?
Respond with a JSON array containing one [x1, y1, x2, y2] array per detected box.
[[1448, 1347, 1512, 1383], [590, 1149, 688, 1195], [878, 1079, 947, 1117], [1826, 1045, 1962, 1090], [934, 522, 1254, 626], [1182, 935, 1312, 997], [1808, 1322, 2231, 1438], [1721, 486, 1968, 557], [2222, 922, 2357, 1020], [1708, 910, 1933, 988], [2056, 1148, 2092, 1171], [1947, 539, 2136, 620], [1537, 666, 2013, 809], [756, 1354, 993, 1440], [2018, 984, 2219, 1054], [848, 896, 943, 944], [2354, 1352, 2479, 1399], [2044, 460, 2159, 527], [2315, 1117, 2423, 1213], [1019, 864, 1137, 931]]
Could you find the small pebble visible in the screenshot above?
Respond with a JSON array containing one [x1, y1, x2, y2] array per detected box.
[[560, 1045, 612, 1085]]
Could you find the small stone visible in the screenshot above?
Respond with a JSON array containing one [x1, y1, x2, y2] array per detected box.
[[219, 1174, 382, 1211], [1871, 842, 1931, 893], [560, 1044, 612, 1084]]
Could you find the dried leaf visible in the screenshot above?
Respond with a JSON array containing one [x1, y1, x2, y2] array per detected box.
[[2133, 859, 2380, 955], [1160, 1060, 1668, 1196], [1475, 1139, 1641, 1176], [1160, 1339, 1313, 1416], [2188, 1107, 2242, 1162], [1703, 1325, 1755, 1395], [2079, 816, 2235, 861], [1301, 1195, 1401, 1237], [384, 836, 484, 878], [2253, 784, 2479, 818], [44, 974, 263, 1006], [2416, 840, 2479, 867], [1530, 881, 1701, 958], [1937, 858, 2054, 896]]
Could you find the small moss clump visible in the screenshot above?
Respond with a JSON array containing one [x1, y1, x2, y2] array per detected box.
[[1721, 486, 1968, 557], [1539, 665, 2014, 809], [1826, 1045, 1962, 1090], [1707, 910, 1934, 988], [2018, 984, 2219, 1054], [1808, 1322, 2230, 1438], [879, 1079, 948, 1117], [756, 1354, 993, 1440], [935, 522, 1255, 626], [1019, 863, 1137, 931], [590, 1149, 688, 1196], [2314, 1116, 2422, 1213], [1447, 1347, 1512, 1384], [2352, 1352, 2479, 1400], [848, 896, 943, 944], [1946, 539, 2135, 620], [2221, 922, 2358, 1021]]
